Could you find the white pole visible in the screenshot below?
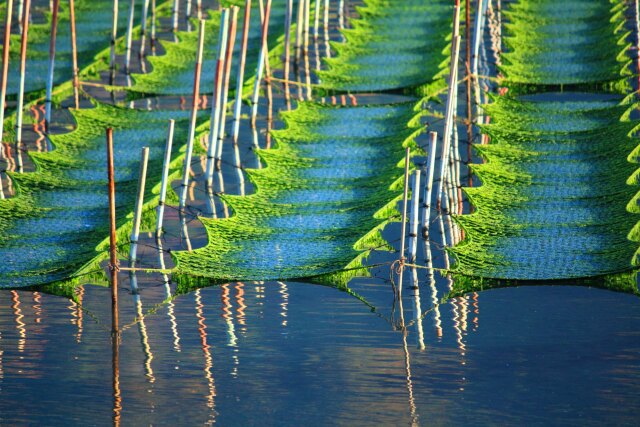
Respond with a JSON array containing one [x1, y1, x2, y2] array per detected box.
[[45, 0, 60, 133], [204, 9, 229, 187], [139, 0, 151, 57], [156, 120, 175, 237], [421, 131, 437, 238], [408, 170, 421, 263], [129, 147, 150, 268], [397, 147, 411, 296], [178, 19, 206, 212], [14, 0, 31, 174], [250, 0, 273, 123], [124, 0, 136, 75], [172, 0, 179, 33], [232, 0, 253, 145], [283, 0, 293, 102], [109, 0, 119, 82]]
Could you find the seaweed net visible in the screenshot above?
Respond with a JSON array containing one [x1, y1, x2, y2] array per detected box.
[[452, 0, 640, 280], [1, 0, 132, 97], [0, 103, 194, 287], [316, 0, 452, 92], [173, 101, 422, 284], [129, 0, 289, 95]]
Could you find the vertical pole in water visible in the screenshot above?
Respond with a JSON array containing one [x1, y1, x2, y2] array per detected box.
[[323, 0, 330, 58], [421, 131, 438, 239], [124, 0, 136, 75], [150, 0, 157, 53], [129, 147, 150, 269], [232, 0, 252, 145], [0, 0, 14, 158], [139, 0, 151, 58], [636, 0, 640, 90], [204, 9, 229, 187], [17, 0, 23, 34], [69, 0, 80, 109], [178, 19, 206, 213], [172, 0, 179, 33], [214, 6, 239, 169], [156, 120, 175, 238], [294, 0, 304, 67], [408, 170, 421, 263], [45, 0, 61, 133], [250, 0, 272, 125], [465, 0, 473, 170], [397, 147, 411, 297], [14, 0, 31, 173], [106, 128, 119, 335], [313, 0, 320, 41], [283, 0, 293, 104], [109, 0, 119, 83], [472, 0, 485, 121], [303, 0, 311, 98]]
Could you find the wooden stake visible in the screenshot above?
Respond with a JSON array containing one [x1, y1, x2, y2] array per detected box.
[[124, 0, 136, 75], [156, 120, 175, 237], [178, 19, 206, 212], [250, 0, 273, 124], [204, 9, 230, 187], [421, 131, 437, 238], [14, 0, 31, 173], [69, 0, 80, 109], [408, 170, 421, 263], [106, 128, 119, 334], [214, 6, 239, 168], [313, 0, 320, 41], [172, 0, 179, 33], [294, 0, 304, 66], [323, 0, 330, 58], [465, 0, 472, 168], [397, 147, 411, 296], [0, 0, 14, 157], [45, 0, 61, 133], [150, 0, 157, 53], [129, 147, 149, 268], [232, 0, 253, 145], [17, 0, 23, 34], [283, 0, 293, 103]]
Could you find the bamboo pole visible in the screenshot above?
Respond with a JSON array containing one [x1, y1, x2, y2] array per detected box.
[[110, 0, 119, 83], [45, 0, 61, 133], [214, 6, 239, 169], [283, 0, 293, 103], [14, 0, 31, 173], [156, 120, 175, 237], [129, 147, 149, 268], [303, 0, 311, 98], [17, 0, 23, 34], [250, 0, 273, 124], [69, 0, 80, 108], [178, 19, 206, 212], [408, 170, 421, 263], [204, 9, 229, 188], [435, 33, 461, 215], [232, 0, 252, 145], [106, 128, 119, 334], [150, 0, 157, 53], [0, 0, 14, 158], [465, 0, 472, 171], [124, 0, 136, 75], [186, 0, 191, 20], [397, 147, 411, 296], [313, 0, 320, 41], [172, 0, 179, 33], [294, 0, 304, 67], [140, 0, 151, 58], [323, 0, 330, 58]]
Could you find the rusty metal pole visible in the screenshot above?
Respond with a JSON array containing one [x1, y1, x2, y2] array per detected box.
[[106, 128, 119, 335], [69, 0, 80, 109]]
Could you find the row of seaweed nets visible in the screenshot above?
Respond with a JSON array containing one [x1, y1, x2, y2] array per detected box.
[[0, 0, 132, 97], [128, 0, 290, 96], [451, 0, 640, 281], [316, 0, 452, 92]]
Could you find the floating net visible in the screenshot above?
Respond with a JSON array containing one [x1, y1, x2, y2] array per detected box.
[[316, 0, 452, 92], [173, 101, 423, 285], [129, 0, 289, 96], [452, 0, 640, 281], [0, 103, 194, 287], [1, 0, 132, 97]]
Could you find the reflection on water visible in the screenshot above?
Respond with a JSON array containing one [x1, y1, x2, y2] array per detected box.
[[1, 279, 640, 425]]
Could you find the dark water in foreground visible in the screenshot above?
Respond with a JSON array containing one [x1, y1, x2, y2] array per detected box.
[[0, 281, 639, 426]]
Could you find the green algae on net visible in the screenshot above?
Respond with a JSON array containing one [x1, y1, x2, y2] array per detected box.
[[1, 0, 132, 97], [173, 100, 424, 286], [316, 0, 452, 92], [0, 103, 193, 288], [452, 0, 640, 284]]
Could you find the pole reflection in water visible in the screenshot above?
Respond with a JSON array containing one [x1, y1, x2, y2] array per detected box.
[[235, 282, 247, 333], [10, 291, 26, 353], [410, 267, 425, 350], [195, 289, 217, 423], [221, 283, 238, 348], [398, 288, 419, 426], [278, 281, 288, 327], [130, 271, 156, 384], [157, 238, 181, 352], [112, 328, 122, 426]]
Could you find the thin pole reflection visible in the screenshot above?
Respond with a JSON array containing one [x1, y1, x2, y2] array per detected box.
[[398, 291, 419, 426], [221, 284, 238, 347], [158, 237, 181, 352], [10, 291, 26, 353], [278, 281, 288, 327], [112, 330, 122, 427], [235, 282, 247, 332], [409, 268, 425, 350], [130, 272, 156, 384], [195, 289, 216, 422]]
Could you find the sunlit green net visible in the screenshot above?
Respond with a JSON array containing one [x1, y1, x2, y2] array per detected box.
[[0, 103, 193, 287], [452, 0, 640, 281], [173, 101, 423, 284], [316, 0, 452, 92]]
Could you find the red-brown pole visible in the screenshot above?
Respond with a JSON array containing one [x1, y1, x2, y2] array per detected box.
[[69, 0, 80, 109], [106, 128, 119, 335], [465, 0, 473, 187], [0, 0, 14, 155]]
